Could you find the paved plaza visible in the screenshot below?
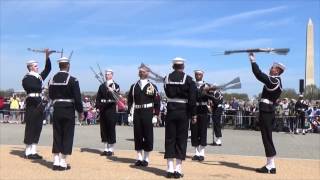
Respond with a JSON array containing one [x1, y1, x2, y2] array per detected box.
[[0, 124, 319, 179]]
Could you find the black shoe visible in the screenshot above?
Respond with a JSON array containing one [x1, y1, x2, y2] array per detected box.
[[25, 154, 33, 159], [255, 166, 276, 174], [59, 165, 71, 171], [134, 160, 142, 166], [106, 151, 114, 156], [166, 172, 175, 178], [52, 165, 60, 171], [174, 171, 184, 178], [29, 154, 42, 159], [198, 156, 204, 162], [141, 160, 148, 167], [101, 151, 108, 156], [192, 155, 199, 161]]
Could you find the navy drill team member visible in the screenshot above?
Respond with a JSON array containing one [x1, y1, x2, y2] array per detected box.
[[22, 49, 52, 159], [249, 52, 285, 174], [127, 65, 160, 167], [295, 94, 308, 135], [208, 86, 224, 146], [96, 69, 120, 156], [164, 57, 197, 179], [191, 70, 210, 162], [49, 57, 84, 171]]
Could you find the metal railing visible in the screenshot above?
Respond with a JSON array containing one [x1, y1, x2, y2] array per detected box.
[[1, 109, 319, 132]]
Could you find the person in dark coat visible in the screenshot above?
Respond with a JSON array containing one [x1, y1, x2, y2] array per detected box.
[[190, 70, 210, 162], [22, 49, 52, 159], [164, 57, 197, 178], [95, 69, 120, 156], [249, 52, 285, 174], [295, 95, 309, 135], [127, 65, 160, 167], [49, 57, 84, 170], [208, 86, 224, 146]]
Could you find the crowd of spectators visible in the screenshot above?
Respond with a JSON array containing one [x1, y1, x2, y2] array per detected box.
[[1, 94, 319, 134], [222, 97, 320, 134], [0, 94, 25, 123]]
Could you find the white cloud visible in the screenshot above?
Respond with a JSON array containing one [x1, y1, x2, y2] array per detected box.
[[2, 33, 273, 49], [167, 5, 288, 36], [74, 36, 273, 49]]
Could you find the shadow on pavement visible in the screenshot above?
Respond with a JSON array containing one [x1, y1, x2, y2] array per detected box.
[[201, 160, 256, 172], [80, 147, 101, 155], [10, 149, 53, 170], [107, 155, 167, 178], [9, 148, 25, 158], [107, 156, 136, 164], [209, 173, 232, 178], [129, 164, 167, 177]]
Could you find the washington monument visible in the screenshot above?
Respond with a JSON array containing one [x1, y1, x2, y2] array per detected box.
[[305, 18, 315, 87]]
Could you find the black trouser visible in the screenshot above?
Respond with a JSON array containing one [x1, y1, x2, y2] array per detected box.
[[83, 111, 88, 124], [24, 104, 43, 145], [190, 113, 208, 147], [100, 104, 116, 144], [212, 113, 222, 138], [160, 112, 166, 127], [133, 108, 154, 151], [298, 114, 305, 129], [289, 116, 296, 131], [259, 111, 276, 157], [52, 106, 75, 155], [164, 110, 189, 160]]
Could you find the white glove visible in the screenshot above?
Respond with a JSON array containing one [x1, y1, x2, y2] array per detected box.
[[152, 116, 158, 124], [128, 114, 133, 123], [248, 52, 256, 63]]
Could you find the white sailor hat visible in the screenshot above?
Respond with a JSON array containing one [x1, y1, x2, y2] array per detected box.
[[105, 69, 113, 74], [194, 70, 204, 74], [172, 57, 185, 65], [299, 94, 303, 98], [272, 62, 286, 72], [26, 60, 38, 65], [138, 64, 150, 72], [57, 57, 70, 63]]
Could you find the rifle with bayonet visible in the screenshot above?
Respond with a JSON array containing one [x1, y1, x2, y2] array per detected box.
[[213, 48, 290, 56]]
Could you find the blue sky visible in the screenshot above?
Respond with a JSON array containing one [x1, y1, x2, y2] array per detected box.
[[1, 0, 319, 97]]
